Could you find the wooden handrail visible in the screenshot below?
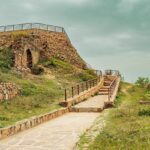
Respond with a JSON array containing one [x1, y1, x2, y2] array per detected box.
[[108, 77, 117, 101], [64, 74, 102, 101]]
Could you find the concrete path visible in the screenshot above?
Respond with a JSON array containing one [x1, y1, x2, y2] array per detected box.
[[72, 95, 108, 112], [0, 113, 99, 150]]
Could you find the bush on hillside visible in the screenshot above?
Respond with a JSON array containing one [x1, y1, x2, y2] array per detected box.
[[138, 109, 150, 116], [147, 84, 150, 90], [31, 65, 44, 75], [0, 48, 13, 71], [135, 77, 150, 88], [76, 72, 95, 81]]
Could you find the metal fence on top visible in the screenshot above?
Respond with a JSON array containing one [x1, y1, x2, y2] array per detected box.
[[0, 23, 71, 42]]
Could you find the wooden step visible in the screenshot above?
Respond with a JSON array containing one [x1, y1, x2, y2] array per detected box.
[[99, 92, 109, 95], [99, 89, 109, 92], [104, 83, 111, 86], [70, 107, 103, 112], [101, 86, 110, 89]]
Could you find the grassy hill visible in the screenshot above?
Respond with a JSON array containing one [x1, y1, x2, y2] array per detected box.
[[78, 82, 150, 150], [0, 48, 97, 127]]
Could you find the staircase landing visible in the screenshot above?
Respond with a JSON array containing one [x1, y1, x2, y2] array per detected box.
[[71, 95, 108, 112]]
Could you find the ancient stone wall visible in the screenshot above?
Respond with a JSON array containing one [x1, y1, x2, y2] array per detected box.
[[0, 29, 87, 71], [0, 83, 21, 101]]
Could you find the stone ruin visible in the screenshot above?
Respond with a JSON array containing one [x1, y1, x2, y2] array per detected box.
[[0, 23, 87, 72], [0, 83, 21, 101]]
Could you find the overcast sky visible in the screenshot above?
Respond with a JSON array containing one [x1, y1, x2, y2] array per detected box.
[[0, 0, 150, 82]]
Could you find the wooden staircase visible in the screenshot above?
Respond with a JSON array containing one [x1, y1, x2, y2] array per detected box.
[[99, 76, 113, 96]]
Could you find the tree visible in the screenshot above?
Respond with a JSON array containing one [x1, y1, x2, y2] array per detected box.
[[135, 77, 150, 88]]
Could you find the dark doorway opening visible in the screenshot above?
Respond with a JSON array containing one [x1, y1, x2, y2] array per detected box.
[[26, 49, 32, 68]]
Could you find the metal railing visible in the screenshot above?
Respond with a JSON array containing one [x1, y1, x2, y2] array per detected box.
[[0, 23, 71, 42], [0, 23, 64, 33], [64, 69, 120, 101], [105, 70, 120, 76], [64, 71, 102, 101]]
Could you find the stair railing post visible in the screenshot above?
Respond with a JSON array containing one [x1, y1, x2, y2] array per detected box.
[[86, 81, 88, 90], [77, 84, 80, 95], [108, 87, 110, 101], [82, 83, 84, 92], [90, 80, 91, 88], [96, 70, 98, 76], [65, 89, 67, 101], [72, 86, 74, 98], [99, 73, 101, 82]]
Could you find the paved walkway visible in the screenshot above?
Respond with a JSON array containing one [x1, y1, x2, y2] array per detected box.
[[73, 95, 108, 110], [0, 113, 99, 150]]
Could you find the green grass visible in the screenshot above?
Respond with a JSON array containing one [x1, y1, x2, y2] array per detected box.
[[0, 50, 97, 127], [78, 82, 150, 150], [0, 48, 13, 72], [41, 58, 96, 81], [0, 70, 63, 127]]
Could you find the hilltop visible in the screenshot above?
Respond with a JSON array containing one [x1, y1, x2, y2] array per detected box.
[[0, 23, 97, 127]]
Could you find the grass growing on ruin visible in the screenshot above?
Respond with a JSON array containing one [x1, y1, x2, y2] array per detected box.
[[42, 58, 96, 82], [86, 82, 150, 150], [0, 48, 13, 72]]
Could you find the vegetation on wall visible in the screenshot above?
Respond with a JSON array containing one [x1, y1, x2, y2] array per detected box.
[[11, 31, 29, 40], [41, 58, 97, 82], [0, 48, 13, 71]]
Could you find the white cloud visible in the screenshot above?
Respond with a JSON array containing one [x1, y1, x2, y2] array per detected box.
[[65, 0, 89, 4], [115, 32, 132, 39], [22, 2, 36, 11], [83, 36, 120, 50], [44, 0, 90, 5], [118, 0, 141, 12]]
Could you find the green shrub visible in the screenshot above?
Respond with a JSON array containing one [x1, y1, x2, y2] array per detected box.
[[147, 84, 150, 90], [31, 65, 44, 75], [21, 83, 37, 96], [76, 72, 95, 81], [42, 58, 75, 74], [85, 69, 96, 76], [135, 77, 150, 88], [0, 48, 13, 70], [138, 109, 150, 116], [0, 116, 9, 121]]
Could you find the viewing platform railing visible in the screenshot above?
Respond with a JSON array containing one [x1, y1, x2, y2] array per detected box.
[[105, 69, 120, 76], [0, 23, 64, 33], [0, 23, 71, 42]]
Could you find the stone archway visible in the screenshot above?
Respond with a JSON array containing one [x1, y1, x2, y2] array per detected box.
[[26, 49, 33, 69]]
